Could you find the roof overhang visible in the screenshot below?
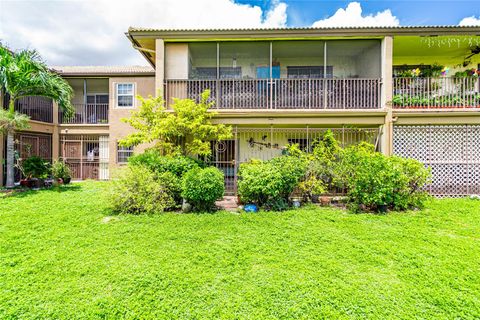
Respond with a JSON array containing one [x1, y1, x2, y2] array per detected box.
[[126, 25, 480, 66]]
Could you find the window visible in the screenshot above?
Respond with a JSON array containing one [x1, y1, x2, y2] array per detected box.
[[87, 94, 109, 104], [116, 83, 134, 108], [117, 144, 133, 163], [287, 66, 333, 79], [288, 138, 310, 152]]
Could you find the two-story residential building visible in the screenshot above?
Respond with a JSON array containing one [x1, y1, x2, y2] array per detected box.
[[1, 66, 155, 182], [2, 25, 480, 196]]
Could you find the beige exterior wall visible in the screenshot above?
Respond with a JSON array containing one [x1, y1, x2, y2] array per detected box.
[[165, 43, 189, 79], [108, 76, 155, 172]]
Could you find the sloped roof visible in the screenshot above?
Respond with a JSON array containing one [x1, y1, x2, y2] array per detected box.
[[128, 25, 480, 33], [51, 65, 155, 76]]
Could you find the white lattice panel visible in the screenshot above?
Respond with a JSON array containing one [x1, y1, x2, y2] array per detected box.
[[429, 163, 468, 196], [394, 125, 480, 196], [393, 126, 429, 162], [431, 126, 467, 163]]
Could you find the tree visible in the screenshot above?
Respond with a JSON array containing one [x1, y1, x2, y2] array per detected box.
[[119, 90, 232, 157], [0, 45, 74, 188]]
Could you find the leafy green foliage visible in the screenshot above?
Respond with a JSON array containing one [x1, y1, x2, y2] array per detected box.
[[119, 90, 232, 157], [392, 94, 479, 107], [1, 181, 480, 318], [340, 144, 431, 212], [181, 167, 225, 212], [237, 156, 307, 208], [110, 165, 178, 214], [0, 44, 74, 188], [51, 160, 72, 181], [287, 130, 431, 213], [20, 156, 50, 179], [0, 45, 74, 116], [128, 149, 203, 178]]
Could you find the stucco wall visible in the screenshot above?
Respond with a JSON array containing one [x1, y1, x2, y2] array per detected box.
[[108, 76, 155, 171]]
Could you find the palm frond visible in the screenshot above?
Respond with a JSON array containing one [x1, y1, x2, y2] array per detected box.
[[0, 44, 74, 116]]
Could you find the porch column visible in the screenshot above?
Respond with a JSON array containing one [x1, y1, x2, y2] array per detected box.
[[155, 39, 165, 98], [380, 36, 394, 155], [99, 136, 109, 180], [52, 101, 60, 160]]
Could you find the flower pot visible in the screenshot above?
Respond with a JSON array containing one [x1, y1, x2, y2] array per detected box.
[[292, 199, 301, 208], [25, 179, 36, 188], [63, 177, 71, 184], [320, 196, 331, 206], [31, 178, 44, 189], [377, 204, 388, 213], [20, 179, 29, 187], [311, 194, 320, 204]]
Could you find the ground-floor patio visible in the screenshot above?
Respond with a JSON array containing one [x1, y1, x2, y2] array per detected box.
[[4, 124, 480, 197]]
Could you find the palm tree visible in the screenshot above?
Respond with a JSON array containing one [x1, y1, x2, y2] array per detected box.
[[0, 45, 73, 188]]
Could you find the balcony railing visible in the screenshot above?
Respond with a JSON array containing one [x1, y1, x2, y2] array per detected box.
[[3, 95, 53, 123], [59, 103, 109, 124], [165, 78, 382, 110], [393, 77, 480, 109]]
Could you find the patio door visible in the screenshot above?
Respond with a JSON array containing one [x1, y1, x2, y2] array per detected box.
[[209, 140, 237, 195]]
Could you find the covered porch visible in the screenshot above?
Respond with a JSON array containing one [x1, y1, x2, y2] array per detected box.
[[393, 35, 480, 109], [207, 126, 381, 194]]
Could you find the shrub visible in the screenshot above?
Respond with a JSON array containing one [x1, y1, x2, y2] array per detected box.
[[181, 167, 225, 212], [128, 149, 203, 178], [51, 160, 72, 182], [21, 156, 50, 179], [237, 156, 307, 209], [110, 165, 178, 214], [341, 146, 431, 213]]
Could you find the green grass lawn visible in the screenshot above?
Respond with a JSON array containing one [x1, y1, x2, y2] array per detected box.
[[1, 181, 479, 319]]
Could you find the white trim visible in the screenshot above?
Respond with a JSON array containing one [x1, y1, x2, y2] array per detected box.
[[115, 82, 136, 109], [116, 142, 134, 164]]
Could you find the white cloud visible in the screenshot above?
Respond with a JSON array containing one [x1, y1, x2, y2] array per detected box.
[[312, 2, 399, 28], [0, 0, 288, 66], [459, 16, 480, 26]]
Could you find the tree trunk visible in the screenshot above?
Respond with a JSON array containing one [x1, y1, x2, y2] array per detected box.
[[5, 131, 15, 188]]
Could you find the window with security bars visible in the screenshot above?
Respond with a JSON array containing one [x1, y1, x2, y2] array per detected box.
[[117, 144, 133, 163]]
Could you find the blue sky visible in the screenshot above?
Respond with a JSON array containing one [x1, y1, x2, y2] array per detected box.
[[237, 0, 480, 26]]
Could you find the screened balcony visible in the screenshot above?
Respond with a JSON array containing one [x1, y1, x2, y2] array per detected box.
[[164, 40, 382, 110], [392, 35, 480, 109], [3, 95, 53, 123], [59, 78, 109, 124]]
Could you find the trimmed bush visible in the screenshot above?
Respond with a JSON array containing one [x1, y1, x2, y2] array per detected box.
[[128, 149, 203, 178], [181, 167, 225, 212], [341, 144, 431, 212], [110, 165, 178, 214], [237, 156, 307, 210]]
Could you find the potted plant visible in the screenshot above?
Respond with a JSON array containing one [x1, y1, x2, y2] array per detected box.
[[298, 175, 326, 204], [51, 160, 72, 184], [21, 156, 50, 189]]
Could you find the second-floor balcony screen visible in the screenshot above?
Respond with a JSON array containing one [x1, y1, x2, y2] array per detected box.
[[59, 78, 109, 124], [167, 40, 381, 109], [3, 95, 53, 123]]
